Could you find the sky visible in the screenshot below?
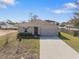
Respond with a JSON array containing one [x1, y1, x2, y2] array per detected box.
[[0, 0, 78, 23]]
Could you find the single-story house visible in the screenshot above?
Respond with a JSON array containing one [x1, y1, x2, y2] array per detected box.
[[18, 20, 58, 36]]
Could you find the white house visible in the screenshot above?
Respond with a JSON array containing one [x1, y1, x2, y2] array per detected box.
[[18, 20, 58, 36]]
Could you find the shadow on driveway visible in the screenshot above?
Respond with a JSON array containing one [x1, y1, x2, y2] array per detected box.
[[40, 36, 60, 40]]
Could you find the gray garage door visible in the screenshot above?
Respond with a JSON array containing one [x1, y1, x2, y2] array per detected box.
[[40, 27, 57, 36]]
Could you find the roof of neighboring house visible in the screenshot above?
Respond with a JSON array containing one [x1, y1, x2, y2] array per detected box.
[[18, 20, 57, 28], [0, 22, 6, 25], [45, 20, 55, 22]]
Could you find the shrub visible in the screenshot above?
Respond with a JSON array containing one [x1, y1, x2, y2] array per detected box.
[[17, 32, 39, 39], [17, 32, 33, 39]]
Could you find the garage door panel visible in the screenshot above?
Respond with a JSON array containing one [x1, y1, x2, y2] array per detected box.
[[40, 27, 57, 36]]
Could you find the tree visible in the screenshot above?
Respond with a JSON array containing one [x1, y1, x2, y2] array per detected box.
[[74, 0, 79, 26], [70, 0, 79, 27], [29, 13, 39, 21]]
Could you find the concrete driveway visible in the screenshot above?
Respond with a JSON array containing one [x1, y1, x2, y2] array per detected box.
[[40, 36, 79, 59]]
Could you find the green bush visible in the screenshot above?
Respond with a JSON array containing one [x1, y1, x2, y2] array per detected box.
[[18, 32, 32, 36], [17, 32, 33, 39], [17, 32, 39, 39]]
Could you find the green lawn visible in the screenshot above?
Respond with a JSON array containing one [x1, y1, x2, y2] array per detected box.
[[0, 32, 40, 59], [60, 32, 79, 53]]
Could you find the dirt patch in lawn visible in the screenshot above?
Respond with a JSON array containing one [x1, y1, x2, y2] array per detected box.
[[0, 30, 17, 36], [0, 32, 39, 59]]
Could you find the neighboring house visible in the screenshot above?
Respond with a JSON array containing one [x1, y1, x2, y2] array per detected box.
[[59, 24, 79, 36], [18, 20, 58, 36], [0, 22, 18, 30]]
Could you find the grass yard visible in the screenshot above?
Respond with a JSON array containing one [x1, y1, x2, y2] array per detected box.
[[60, 32, 79, 53], [0, 32, 40, 59]]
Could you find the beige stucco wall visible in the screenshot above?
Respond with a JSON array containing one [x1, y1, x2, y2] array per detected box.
[[18, 27, 25, 33], [18, 20, 58, 36]]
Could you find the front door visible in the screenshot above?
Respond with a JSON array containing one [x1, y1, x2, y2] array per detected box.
[[34, 27, 38, 36]]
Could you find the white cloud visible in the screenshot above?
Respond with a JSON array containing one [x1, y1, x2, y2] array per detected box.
[[51, 9, 64, 14], [51, 2, 78, 14], [51, 9, 73, 14], [0, 0, 18, 9], [64, 3, 77, 9], [0, 0, 16, 5]]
